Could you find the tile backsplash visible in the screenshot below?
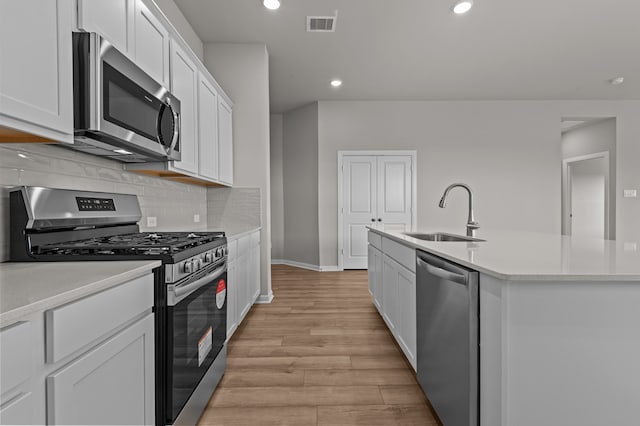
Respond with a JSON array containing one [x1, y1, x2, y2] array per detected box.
[[0, 143, 208, 262], [207, 187, 261, 236]]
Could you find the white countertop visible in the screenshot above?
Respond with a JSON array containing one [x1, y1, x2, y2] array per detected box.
[[0, 261, 160, 328], [369, 227, 640, 281]]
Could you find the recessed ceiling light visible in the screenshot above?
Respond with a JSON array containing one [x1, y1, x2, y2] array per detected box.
[[330, 79, 342, 88], [113, 149, 133, 155], [263, 0, 280, 10], [452, 0, 473, 14], [609, 77, 625, 86]]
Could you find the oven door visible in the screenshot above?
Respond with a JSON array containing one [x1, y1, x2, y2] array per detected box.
[[166, 260, 227, 424]]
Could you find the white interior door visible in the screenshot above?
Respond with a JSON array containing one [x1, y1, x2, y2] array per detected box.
[[343, 156, 377, 269], [341, 154, 413, 269], [569, 158, 606, 239], [377, 156, 412, 232]]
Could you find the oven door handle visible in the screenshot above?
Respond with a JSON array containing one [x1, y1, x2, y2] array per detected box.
[[168, 262, 226, 306]]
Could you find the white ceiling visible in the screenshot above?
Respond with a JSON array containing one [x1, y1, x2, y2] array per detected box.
[[174, 0, 640, 113]]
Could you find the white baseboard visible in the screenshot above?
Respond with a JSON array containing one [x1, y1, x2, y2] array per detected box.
[[255, 293, 274, 304], [319, 265, 340, 272], [272, 259, 341, 272]]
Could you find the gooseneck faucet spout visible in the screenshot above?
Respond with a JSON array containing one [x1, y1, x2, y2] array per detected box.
[[438, 183, 480, 237]]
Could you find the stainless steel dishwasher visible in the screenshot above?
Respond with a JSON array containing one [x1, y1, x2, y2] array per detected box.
[[416, 250, 479, 426]]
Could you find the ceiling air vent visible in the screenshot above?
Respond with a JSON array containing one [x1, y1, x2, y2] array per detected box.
[[307, 15, 337, 32]]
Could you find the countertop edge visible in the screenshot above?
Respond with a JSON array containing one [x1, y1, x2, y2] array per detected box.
[[0, 260, 160, 328], [368, 227, 640, 282]]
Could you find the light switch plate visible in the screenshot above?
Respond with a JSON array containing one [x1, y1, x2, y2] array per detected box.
[[194, 214, 200, 223], [146, 216, 157, 227], [623, 189, 637, 198]]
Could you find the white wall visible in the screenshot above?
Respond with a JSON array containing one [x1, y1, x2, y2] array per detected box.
[[204, 43, 272, 300], [562, 118, 616, 238], [282, 103, 319, 266], [312, 100, 640, 268], [270, 114, 284, 260]]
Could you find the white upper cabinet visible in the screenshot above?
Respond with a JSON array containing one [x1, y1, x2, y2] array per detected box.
[[198, 74, 219, 181], [0, 0, 73, 143], [133, 0, 170, 87], [218, 97, 234, 186], [76, 0, 134, 55], [170, 40, 199, 175]]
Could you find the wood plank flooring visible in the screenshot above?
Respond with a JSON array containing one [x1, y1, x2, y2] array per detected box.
[[198, 265, 438, 426]]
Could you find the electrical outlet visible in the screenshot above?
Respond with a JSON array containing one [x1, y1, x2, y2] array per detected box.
[[146, 216, 157, 227], [623, 189, 637, 198], [193, 214, 200, 223]]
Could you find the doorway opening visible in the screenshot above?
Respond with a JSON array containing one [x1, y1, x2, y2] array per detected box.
[[561, 117, 616, 239]]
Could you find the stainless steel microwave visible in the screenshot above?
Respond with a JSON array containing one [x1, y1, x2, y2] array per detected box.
[[71, 32, 181, 163]]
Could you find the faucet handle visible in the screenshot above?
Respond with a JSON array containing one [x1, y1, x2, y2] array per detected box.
[[467, 221, 480, 229]]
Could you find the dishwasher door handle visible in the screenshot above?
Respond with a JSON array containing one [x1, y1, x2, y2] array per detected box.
[[418, 257, 467, 285]]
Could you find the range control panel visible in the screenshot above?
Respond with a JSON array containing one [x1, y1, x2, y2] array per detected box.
[[76, 197, 116, 211]]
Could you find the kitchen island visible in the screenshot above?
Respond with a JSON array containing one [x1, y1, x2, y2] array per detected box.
[[368, 227, 640, 426]]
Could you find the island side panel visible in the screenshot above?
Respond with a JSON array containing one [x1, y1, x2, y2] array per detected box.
[[504, 279, 640, 426]]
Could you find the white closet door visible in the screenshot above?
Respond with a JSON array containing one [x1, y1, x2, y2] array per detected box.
[[377, 156, 412, 232], [342, 156, 377, 269]]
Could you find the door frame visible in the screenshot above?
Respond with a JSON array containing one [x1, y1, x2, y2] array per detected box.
[[562, 151, 610, 239], [337, 150, 417, 271]]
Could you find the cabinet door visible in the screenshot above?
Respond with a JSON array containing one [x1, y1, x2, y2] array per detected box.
[[226, 260, 238, 339], [76, 0, 134, 55], [217, 97, 233, 186], [46, 314, 155, 426], [198, 74, 219, 180], [381, 255, 398, 333], [237, 255, 251, 320], [0, 0, 73, 139], [396, 266, 417, 370], [133, 0, 169, 87], [169, 41, 198, 174], [368, 246, 383, 312], [0, 392, 34, 425], [251, 243, 261, 302]]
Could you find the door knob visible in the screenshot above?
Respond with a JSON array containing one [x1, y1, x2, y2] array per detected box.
[[377, 218, 382, 222], [371, 218, 375, 222]]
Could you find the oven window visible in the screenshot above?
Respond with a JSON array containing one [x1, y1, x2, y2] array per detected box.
[[168, 272, 226, 421], [103, 62, 161, 142]]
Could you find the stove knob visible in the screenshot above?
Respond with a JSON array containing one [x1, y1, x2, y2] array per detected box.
[[215, 248, 223, 258], [184, 261, 194, 274], [204, 252, 213, 263], [194, 259, 203, 270]]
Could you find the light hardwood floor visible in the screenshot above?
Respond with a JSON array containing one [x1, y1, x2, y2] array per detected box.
[[198, 265, 439, 425]]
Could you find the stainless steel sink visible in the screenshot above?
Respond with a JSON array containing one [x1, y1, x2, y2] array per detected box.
[[403, 232, 485, 242]]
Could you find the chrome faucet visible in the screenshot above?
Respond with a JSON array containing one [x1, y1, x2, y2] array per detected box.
[[438, 183, 480, 237]]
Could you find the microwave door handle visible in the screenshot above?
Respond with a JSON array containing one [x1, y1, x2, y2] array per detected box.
[[168, 107, 179, 151], [168, 262, 226, 306]]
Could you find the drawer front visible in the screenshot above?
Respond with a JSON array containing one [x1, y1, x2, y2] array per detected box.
[[0, 322, 33, 396], [368, 231, 382, 250], [227, 239, 238, 261], [382, 237, 415, 273], [237, 234, 251, 254], [250, 230, 260, 247], [45, 274, 154, 364], [0, 391, 33, 425]]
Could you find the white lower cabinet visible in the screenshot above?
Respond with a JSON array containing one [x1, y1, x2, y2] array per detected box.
[[0, 273, 155, 425], [46, 313, 154, 425], [368, 231, 416, 370], [226, 230, 261, 340]]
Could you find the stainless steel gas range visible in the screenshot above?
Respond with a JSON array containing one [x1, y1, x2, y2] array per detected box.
[[9, 186, 227, 426]]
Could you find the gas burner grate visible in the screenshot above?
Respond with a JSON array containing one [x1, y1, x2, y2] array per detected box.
[[34, 231, 224, 256]]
